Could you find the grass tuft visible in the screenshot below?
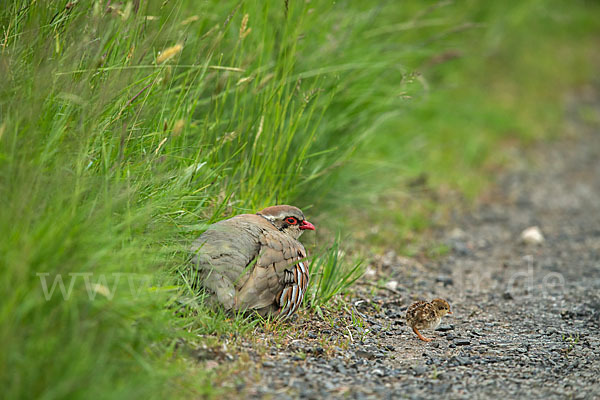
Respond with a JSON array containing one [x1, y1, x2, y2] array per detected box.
[[306, 237, 364, 313]]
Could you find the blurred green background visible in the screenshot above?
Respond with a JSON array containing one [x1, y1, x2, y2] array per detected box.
[[1, 0, 598, 398]]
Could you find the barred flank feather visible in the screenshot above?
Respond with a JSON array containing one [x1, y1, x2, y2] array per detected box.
[[277, 261, 309, 319]]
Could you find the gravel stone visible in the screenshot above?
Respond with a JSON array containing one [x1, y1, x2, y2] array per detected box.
[[453, 339, 471, 346], [435, 324, 454, 332]]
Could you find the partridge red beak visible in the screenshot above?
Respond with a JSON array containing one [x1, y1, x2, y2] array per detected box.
[[300, 220, 316, 231]]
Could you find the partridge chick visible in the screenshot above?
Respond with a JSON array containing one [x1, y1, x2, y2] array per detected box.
[[406, 298, 452, 342], [191, 205, 315, 319]]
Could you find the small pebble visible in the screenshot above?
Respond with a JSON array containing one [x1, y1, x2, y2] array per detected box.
[[520, 226, 544, 245], [364, 267, 377, 279], [412, 365, 428, 375], [436, 324, 454, 332], [355, 349, 376, 360], [453, 339, 471, 346]]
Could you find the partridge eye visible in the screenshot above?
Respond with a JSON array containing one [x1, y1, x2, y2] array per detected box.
[[285, 217, 297, 225]]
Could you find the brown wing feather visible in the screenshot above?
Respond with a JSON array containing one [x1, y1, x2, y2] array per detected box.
[[234, 222, 308, 316]]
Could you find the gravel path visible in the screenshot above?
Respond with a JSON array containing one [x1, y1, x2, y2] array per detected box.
[[238, 93, 600, 399]]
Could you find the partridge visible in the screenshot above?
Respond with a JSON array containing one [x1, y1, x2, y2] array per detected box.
[[191, 205, 315, 319], [406, 298, 452, 342]]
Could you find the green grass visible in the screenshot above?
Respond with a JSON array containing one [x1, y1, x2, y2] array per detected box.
[[306, 236, 364, 312], [1, 0, 599, 398]]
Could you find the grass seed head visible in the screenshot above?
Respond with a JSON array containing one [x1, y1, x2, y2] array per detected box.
[[156, 43, 183, 64], [239, 14, 252, 39]]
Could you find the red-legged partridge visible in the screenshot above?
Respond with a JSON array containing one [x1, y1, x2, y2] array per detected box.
[[406, 298, 452, 342], [191, 205, 315, 319]]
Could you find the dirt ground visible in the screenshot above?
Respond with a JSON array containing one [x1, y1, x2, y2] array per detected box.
[[233, 91, 600, 399]]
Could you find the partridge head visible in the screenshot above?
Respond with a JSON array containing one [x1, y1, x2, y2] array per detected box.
[[406, 298, 452, 342], [257, 205, 315, 239], [191, 205, 315, 319]]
